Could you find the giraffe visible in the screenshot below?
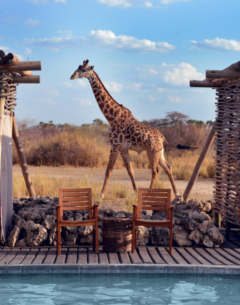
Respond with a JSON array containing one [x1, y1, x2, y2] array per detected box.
[[71, 60, 193, 198]]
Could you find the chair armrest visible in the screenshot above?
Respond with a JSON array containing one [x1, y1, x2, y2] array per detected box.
[[56, 205, 61, 220], [132, 204, 138, 219], [91, 204, 99, 210]]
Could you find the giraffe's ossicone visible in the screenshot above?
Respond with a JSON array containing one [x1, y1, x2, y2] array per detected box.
[[71, 60, 192, 199]]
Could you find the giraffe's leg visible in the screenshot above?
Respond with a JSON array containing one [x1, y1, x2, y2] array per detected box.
[[147, 150, 161, 189], [159, 153, 179, 196], [100, 147, 120, 199], [120, 150, 137, 192]]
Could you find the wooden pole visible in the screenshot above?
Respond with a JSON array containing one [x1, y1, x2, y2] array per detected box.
[[12, 76, 40, 84], [0, 61, 41, 72], [206, 70, 240, 79], [183, 122, 216, 202], [190, 80, 223, 88], [12, 115, 36, 197]]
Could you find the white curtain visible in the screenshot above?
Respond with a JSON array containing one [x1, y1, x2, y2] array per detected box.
[[0, 111, 13, 241]]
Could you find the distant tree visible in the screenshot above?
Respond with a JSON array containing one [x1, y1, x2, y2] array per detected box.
[[165, 111, 189, 126], [206, 120, 214, 126], [93, 118, 104, 126]]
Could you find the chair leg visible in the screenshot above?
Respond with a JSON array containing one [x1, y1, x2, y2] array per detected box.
[[169, 225, 173, 255], [57, 224, 61, 255], [95, 224, 98, 253]]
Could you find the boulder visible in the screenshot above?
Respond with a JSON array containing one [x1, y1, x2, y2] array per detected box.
[[198, 220, 214, 234], [42, 215, 56, 230], [83, 213, 89, 220], [202, 235, 213, 247], [16, 218, 26, 230], [136, 226, 149, 246], [25, 210, 42, 223], [201, 201, 212, 213], [99, 205, 114, 215], [207, 226, 224, 245], [75, 213, 83, 221], [150, 227, 170, 246], [80, 228, 103, 245], [181, 218, 198, 231], [188, 211, 211, 223], [15, 238, 27, 247], [11, 213, 22, 225], [65, 218, 78, 234], [64, 231, 78, 246], [113, 212, 126, 218], [78, 225, 93, 237], [152, 212, 166, 221], [188, 229, 203, 245], [98, 212, 105, 221], [7, 226, 20, 247], [23, 221, 48, 246], [49, 225, 57, 246], [173, 225, 192, 246]]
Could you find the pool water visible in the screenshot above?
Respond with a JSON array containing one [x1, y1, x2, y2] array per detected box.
[[0, 274, 240, 304]]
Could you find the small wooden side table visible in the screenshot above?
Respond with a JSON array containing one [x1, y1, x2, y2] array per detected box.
[[103, 217, 132, 252]]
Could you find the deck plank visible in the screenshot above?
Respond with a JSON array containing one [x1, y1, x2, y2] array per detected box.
[[0, 248, 11, 262], [205, 248, 235, 265], [77, 248, 87, 264], [9, 248, 30, 265], [194, 248, 223, 265], [170, 248, 189, 265], [157, 247, 176, 265], [147, 247, 165, 264], [118, 252, 131, 264], [55, 248, 67, 264], [108, 252, 120, 264], [88, 248, 98, 264], [128, 251, 142, 264], [0, 248, 19, 265], [66, 248, 77, 264], [31, 248, 48, 265], [98, 249, 109, 264], [185, 248, 212, 265], [177, 248, 201, 265], [223, 248, 240, 260], [214, 248, 240, 265], [137, 246, 153, 264], [21, 248, 39, 265], [43, 248, 57, 265]]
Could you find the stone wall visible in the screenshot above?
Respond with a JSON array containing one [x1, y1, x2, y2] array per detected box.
[[7, 196, 224, 248]]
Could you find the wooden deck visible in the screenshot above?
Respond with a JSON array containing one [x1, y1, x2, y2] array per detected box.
[[0, 230, 239, 268]]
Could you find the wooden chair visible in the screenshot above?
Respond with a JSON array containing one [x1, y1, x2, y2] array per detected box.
[[56, 188, 99, 255], [132, 188, 174, 255]]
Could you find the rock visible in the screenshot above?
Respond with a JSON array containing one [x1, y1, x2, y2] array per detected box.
[[173, 217, 181, 225], [64, 231, 78, 246], [171, 195, 183, 205], [198, 220, 214, 234], [173, 225, 192, 246], [98, 221, 103, 229], [141, 214, 152, 220], [11, 213, 22, 225], [83, 213, 89, 220], [201, 201, 212, 213], [136, 226, 149, 246], [207, 226, 224, 245], [78, 225, 93, 236], [80, 228, 103, 245], [98, 212, 105, 221], [42, 215, 56, 230], [181, 218, 198, 231], [141, 211, 147, 216], [99, 205, 114, 215], [150, 227, 170, 246], [113, 212, 126, 218], [39, 197, 50, 204], [7, 226, 20, 247], [49, 225, 57, 246], [202, 235, 213, 247], [16, 218, 26, 229], [188, 230, 203, 245], [125, 212, 133, 219], [25, 211, 42, 223], [152, 212, 166, 221], [65, 218, 78, 234], [45, 206, 56, 216], [188, 211, 211, 223], [15, 238, 27, 247], [75, 213, 83, 221], [23, 221, 48, 246]]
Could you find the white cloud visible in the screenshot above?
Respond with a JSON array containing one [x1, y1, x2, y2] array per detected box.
[[98, 0, 189, 7], [26, 0, 48, 3], [63, 79, 88, 88], [142, 2, 153, 7], [157, 88, 164, 93], [191, 38, 240, 52], [48, 89, 60, 96], [25, 47, 32, 55], [104, 81, 122, 93], [25, 29, 175, 53], [131, 83, 143, 90], [149, 95, 157, 101], [73, 98, 92, 106], [163, 62, 204, 86], [160, 0, 190, 4], [24, 19, 40, 27], [15, 54, 24, 61], [98, 0, 132, 7], [167, 95, 188, 103], [54, 0, 67, 3]]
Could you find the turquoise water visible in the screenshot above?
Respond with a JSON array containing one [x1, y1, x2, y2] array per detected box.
[[0, 274, 240, 304]]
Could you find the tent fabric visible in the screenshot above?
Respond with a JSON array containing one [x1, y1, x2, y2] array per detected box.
[[0, 111, 13, 241]]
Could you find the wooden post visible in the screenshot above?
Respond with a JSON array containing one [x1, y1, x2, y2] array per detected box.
[[183, 122, 216, 202], [12, 75, 40, 84], [12, 115, 36, 197]]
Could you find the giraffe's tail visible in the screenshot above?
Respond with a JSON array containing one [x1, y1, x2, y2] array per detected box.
[[164, 138, 197, 150]]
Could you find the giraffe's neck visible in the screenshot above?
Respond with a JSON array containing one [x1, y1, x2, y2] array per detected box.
[[88, 71, 133, 128]]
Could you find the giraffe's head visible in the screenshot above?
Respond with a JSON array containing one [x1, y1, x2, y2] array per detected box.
[[70, 60, 94, 80]]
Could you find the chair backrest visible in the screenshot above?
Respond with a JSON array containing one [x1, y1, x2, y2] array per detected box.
[[138, 188, 171, 219], [58, 188, 93, 218]]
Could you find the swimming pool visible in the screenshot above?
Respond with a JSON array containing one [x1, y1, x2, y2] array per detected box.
[[0, 274, 239, 304]]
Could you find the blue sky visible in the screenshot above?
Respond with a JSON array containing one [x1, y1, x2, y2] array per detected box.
[[1, 0, 240, 125]]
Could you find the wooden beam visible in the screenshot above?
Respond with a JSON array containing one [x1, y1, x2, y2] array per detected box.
[[183, 122, 216, 202], [12, 75, 40, 84], [206, 70, 240, 79], [190, 80, 222, 88], [12, 116, 36, 197], [0, 61, 41, 72]]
